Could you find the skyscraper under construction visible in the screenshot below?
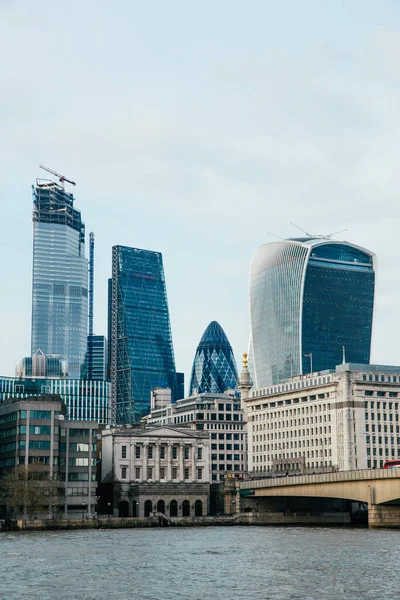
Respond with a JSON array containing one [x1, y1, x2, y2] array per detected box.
[[31, 175, 88, 378]]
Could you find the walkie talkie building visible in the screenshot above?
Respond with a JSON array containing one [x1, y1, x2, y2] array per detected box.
[[249, 238, 376, 388]]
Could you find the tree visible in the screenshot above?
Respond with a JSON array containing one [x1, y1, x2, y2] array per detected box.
[[0, 465, 60, 520]]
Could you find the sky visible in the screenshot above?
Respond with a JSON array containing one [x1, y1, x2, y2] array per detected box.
[[1, 0, 400, 390]]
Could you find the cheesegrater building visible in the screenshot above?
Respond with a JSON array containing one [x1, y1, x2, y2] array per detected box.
[[31, 179, 88, 378], [109, 246, 180, 425], [249, 238, 376, 388]]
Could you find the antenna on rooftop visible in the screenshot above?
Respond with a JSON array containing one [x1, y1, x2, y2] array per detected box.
[[290, 222, 348, 240], [267, 232, 285, 241], [290, 222, 313, 237], [39, 165, 76, 189]]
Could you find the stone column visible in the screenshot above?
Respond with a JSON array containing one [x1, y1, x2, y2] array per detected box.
[[179, 443, 184, 481], [142, 443, 148, 480], [131, 442, 135, 480], [192, 443, 197, 481], [155, 443, 160, 481], [167, 443, 172, 480]]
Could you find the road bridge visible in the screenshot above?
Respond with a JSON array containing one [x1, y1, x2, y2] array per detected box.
[[232, 470, 400, 527]]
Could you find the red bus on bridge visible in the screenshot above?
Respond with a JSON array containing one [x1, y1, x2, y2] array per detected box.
[[383, 460, 400, 469]]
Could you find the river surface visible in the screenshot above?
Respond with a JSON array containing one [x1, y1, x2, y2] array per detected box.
[[1, 526, 400, 599]]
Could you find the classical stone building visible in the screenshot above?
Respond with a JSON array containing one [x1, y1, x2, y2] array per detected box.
[[245, 363, 400, 474], [101, 425, 210, 517]]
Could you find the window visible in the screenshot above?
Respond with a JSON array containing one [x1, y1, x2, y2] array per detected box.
[[197, 447, 202, 460], [172, 467, 178, 479], [211, 414, 217, 421], [172, 446, 177, 459], [184, 467, 190, 480], [147, 467, 153, 479], [121, 445, 127, 459], [184, 446, 190, 460], [121, 466, 127, 479], [218, 404, 224, 411], [135, 467, 141, 479], [148, 446, 153, 459], [211, 433, 217, 439], [135, 445, 141, 459], [365, 391, 374, 397], [160, 467, 165, 479], [160, 446, 165, 459], [211, 443, 217, 450], [197, 468, 203, 479]]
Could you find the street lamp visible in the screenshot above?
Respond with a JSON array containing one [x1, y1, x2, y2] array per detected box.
[[81, 502, 85, 519], [107, 502, 112, 517]]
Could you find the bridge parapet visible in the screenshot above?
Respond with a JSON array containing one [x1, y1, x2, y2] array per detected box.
[[240, 469, 400, 491]]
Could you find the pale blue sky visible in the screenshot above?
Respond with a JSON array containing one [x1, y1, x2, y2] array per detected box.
[[2, 1, 400, 388]]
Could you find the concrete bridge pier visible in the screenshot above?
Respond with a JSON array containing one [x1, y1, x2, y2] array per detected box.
[[368, 504, 400, 528]]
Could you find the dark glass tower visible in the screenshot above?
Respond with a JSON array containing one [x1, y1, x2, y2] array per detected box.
[[189, 321, 238, 395], [109, 246, 178, 424], [31, 180, 88, 378], [249, 239, 376, 387]]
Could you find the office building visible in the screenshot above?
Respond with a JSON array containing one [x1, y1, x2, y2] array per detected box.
[[109, 246, 179, 425], [189, 321, 238, 395], [0, 376, 110, 424], [245, 363, 400, 474], [145, 391, 247, 481], [86, 335, 108, 381], [102, 424, 210, 517], [16, 350, 67, 378], [249, 238, 376, 388], [0, 395, 98, 519], [31, 179, 88, 378]]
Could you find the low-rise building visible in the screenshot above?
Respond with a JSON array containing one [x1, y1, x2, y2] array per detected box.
[[245, 363, 400, 474], [101, 425, 210, 517], [0, 395, 99, 519], [144, 390, 246, 481]]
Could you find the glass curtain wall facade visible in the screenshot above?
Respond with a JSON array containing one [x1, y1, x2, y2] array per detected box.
[[110, 246, 179, 425], [0, 376, 110, 424], [31, 181, 88, 378], [249, 239, 376, 388], [189, 321, 239, 395]]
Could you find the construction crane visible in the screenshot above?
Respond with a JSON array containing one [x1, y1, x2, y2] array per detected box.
[[87, 232, 95, 380], [39, 165, 76, 189]]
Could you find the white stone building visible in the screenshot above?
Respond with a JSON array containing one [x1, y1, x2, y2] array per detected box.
[[245, 364, 400, 474], [101, 425, 211, 517], [144, 391, 246, 481]]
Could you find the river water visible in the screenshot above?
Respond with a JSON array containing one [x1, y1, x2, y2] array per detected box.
[[1, 526, 399, 599]]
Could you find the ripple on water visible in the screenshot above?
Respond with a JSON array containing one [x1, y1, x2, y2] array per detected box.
[[1, 527, 400, 600]]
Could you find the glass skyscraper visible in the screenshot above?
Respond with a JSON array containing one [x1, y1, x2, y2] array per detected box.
[[109, 246, 179, 424], [189, 321, 239, 395], [249, 238, 376, 388], [31, 180, 88, 378]]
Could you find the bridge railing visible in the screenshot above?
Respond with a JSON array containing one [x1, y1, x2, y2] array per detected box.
[[240, 468, 400, 490]]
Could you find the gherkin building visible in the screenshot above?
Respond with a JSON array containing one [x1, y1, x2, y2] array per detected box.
[[189, 321, 238, 395]]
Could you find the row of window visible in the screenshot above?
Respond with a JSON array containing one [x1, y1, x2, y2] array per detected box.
[[362, 374, 400, 383], [210, 433, 243, 440], [364, 392, 399, 399], [252, 376, 333, 398], [253, 449, 332, 462], [211, 454, 241, 461], [211, 464, 241, 471], [211, 443, 242, 450], [129, 445, 203, 460], [120, 466, 203, 480]]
